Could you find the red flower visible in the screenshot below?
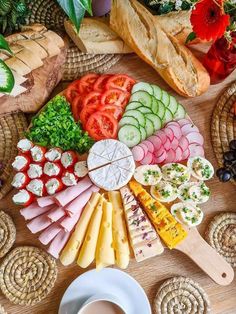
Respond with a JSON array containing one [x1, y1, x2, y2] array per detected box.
[[190, 0, 230, 41]]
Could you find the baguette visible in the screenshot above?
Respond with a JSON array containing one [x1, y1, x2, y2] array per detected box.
[[110, 0, 210, 97], [64, 18, 132, 54]]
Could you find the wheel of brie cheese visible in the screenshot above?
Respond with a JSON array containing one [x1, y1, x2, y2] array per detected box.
[[87, 139, 135, 191]]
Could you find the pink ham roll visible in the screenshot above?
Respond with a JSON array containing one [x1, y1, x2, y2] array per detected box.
[[65, 185, 99, 217], [37, 195, 55, 207], [60, 210, 81, 232], [20, 203, 54, 220], [38, 222, 62, 245], [47, 206, 66, 222], [47, 230, 70, 259], [54, 175, 92, 207], [27, 213, 51, 234]]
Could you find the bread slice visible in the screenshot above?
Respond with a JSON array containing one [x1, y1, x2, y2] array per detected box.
[[64, 18, 132, 54], [110, 0, 210, 97], [43, 30, 65, 49], [5, 57, 31, 76], [15, 47, 44, 71], [18, 39, 48, 59], [34, 36, 61, 57]]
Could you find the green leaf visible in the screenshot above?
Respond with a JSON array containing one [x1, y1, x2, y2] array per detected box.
[[0, 59, 15, 93], [0, 34, 12, 54], [57, 0, 86, 31], [79, 0, 92, 15], [185, 32, 197, 44]]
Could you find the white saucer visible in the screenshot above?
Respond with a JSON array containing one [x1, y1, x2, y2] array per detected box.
[[58, 268, 151, 314]]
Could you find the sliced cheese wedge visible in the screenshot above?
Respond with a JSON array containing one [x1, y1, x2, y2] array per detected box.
[[60, 192, 100, 266], [96, 200, 115, 270], [108, 191, 130, 269], [77, 196, 103, 268]]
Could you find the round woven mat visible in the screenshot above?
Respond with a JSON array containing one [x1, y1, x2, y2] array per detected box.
[[0, 246, 57, 306], [0, 305, 7, 314], [0, 112, 28, 200], [26, 0, 122, 81], [0, 211, 16, 258], [205, 212, 236, 268], [211, 81, 236, 186], [153, 276, 210, 314]]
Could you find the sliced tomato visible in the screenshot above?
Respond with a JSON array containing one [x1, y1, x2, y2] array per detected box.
[[82, 91, 102, 108], [99, 105, 123, 120], [101, 88, 130, 108], [64, 79, 80, 102], [106, 74, 136, 92], [79, 73, 99, 94], [71, 95, 83, 122], [80, 104, 98, 127], [94, 74, 112, 92], [86, 112, 118, 140]]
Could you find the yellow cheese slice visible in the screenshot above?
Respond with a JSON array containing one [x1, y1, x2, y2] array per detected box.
[[77, 196, 104, 268], [60, 192, 100, 265], [108, 191, 130, 269], [96, 200, 115, 270]]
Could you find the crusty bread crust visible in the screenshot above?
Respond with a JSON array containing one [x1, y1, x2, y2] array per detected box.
[[110, 0, 210, 97]]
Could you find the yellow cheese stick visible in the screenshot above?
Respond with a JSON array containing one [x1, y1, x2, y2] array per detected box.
[[108, 191, 130, 269], [96, 200, 115, 270], [60, 192, 101, 265], [77, 196, 104, 268]]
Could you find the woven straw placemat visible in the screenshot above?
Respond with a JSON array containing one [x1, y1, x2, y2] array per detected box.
[[0, 211, 16, 258], [211, 81, 236, 185], [26, 0, 122, 81], [0, 246, 57, 306], [205, 212, 236, 268], [0, 112, 28, 200], [0, 305, 7, 314], [153, 276, 210, 314]]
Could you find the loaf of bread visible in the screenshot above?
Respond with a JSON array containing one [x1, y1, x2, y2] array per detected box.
[[0, 24, 66, 114], [110, 0, 210, 97], [64, 18, 132, 54]]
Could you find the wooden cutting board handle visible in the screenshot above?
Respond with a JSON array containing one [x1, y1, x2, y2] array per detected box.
[[175, 228, 234, 286]]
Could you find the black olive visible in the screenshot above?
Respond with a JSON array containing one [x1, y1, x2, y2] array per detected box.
[[216, 167, 226, 177], [224, 160, 232, 168], [218, 169, 232, 182], [223, 151, 236, 162], [229, 140, 236, 151], [231, 163, 236, 175]]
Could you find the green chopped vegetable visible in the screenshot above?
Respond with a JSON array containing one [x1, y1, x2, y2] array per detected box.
[[26, 95, 94, 154]]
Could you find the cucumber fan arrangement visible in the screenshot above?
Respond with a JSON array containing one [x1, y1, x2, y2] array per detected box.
[[10, 73, 234, 285]]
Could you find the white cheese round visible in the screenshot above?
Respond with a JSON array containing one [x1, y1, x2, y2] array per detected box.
[[11, 172, 26, 188], [150, 180, 177, 202], [187, 156, 214, 181], [17, 138, 33, 152], [12, 189, 30, 205], [74, 161, 88, 178], [134, 165, 162, 186], [27, 164, 43, 179], [12, 156, 28, 171], [43, 162, 60, 177], [27, 179, 44, 196], [162, 163, 190, 186]]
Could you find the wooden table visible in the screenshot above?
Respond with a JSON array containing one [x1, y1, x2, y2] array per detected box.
[[0, 54, 236, 314]]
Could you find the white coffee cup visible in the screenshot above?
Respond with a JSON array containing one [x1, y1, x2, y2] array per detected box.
[[77, 293, 127, 314]]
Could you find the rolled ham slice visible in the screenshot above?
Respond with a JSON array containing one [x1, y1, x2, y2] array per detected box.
[[27, 213, 51, 234], [47, 230, 70, 259], [47, 206, 65, 222], [65, 185, 99, 217], [37, 195, 55, 207], [60, 211, 81, 232], [54, 176, 93, 207], [38, 222, 62, 245], [20, 203, 54, 220]]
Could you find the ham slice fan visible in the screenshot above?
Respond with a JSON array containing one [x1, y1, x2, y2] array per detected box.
[[0, 24, 66, 114]]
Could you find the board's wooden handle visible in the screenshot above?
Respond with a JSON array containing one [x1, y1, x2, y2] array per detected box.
[[175, 228, 234, 286]]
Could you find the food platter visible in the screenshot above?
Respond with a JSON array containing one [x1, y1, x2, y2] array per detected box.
[[10, 73, 234, 286]]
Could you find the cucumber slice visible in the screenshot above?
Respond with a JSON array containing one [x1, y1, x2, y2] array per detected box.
[[151, 96, 159, 114], [118, 125, 141, 147], [162, 108, 173, 126], [125, 101, 142, 111], [146, 113, 162, 131], [132, 82, 153, 95], [0, 60, 14, 93], [145, 118, 155, 137], [161, 90, 170, 106], [138, 107, 152, 114], [151, 84, 162, 100], [130, 91, 152, 108], [123, 109, 145, 127], [139, 126, 147, 141], [119, 116, 139, 128], [168, 95, 178, 114], [174, 104, 186, 120], [156, 100, 165, 119]]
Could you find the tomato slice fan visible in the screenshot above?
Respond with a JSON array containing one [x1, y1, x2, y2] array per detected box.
[[99, 105, 123, 120], [64, 79, 80, 102], [79, 73, 99, 94], [82, 91, 102, 108], [101, 89, 130, 108], [106, 74, 136, 92], [80, 104, 98, 127], [93, 74, 112, 92], [86, 112, 118, 140], [71, 95, 83, 122]]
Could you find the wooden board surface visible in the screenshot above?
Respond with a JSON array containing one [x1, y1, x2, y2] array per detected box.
[[0, 53, 236, 314]]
